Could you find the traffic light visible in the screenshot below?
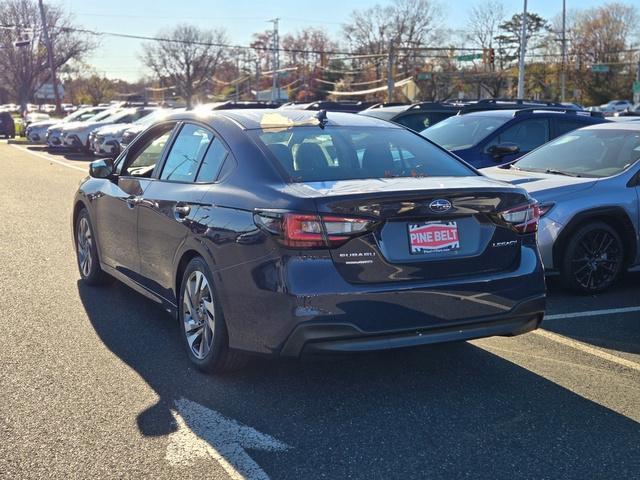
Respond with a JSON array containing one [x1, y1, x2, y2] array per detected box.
[[489, 48, 495, 66]]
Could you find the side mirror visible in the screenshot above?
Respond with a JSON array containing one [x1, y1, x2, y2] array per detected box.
[[89, 158, 114, 179], [488, 142, 520, 159]]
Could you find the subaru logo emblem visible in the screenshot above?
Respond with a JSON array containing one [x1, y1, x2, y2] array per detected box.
[[429, 199, 452, 213]]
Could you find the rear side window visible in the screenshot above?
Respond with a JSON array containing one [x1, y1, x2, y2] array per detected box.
[[160, 124, 212, 182], [491, 118, 550, 151], [556, 119, 590, 136], [196, 137, 228, 182], [251, 126, 475, 182]]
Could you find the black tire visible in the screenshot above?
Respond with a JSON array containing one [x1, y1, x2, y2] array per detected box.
[[178, 257, 248, 373], [75, 209, 110, 285], [560, 221, 624, 294]]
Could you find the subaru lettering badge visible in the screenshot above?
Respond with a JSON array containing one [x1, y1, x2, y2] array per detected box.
[[429, 199, 452, 213]]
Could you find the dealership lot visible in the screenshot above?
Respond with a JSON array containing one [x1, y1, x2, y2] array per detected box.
[[1, 141, 638, 479]]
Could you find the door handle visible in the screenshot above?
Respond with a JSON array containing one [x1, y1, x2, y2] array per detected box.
[[174, 205, 191, 218], [126, 196, 140, 208]]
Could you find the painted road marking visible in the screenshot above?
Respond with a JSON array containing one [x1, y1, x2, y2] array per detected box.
[[9, 144, 87, 173], [533, 329, 640, 372], [166, 398, 289, 479], [545, 305, 640, 321]]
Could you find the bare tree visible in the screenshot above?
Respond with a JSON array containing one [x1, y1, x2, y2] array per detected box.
[[343, 0, 444, 79], [142, 24, 228, 108], [0, 0, 93, 110], [569, 2, 639, 104], [467, 0, 505, 51]]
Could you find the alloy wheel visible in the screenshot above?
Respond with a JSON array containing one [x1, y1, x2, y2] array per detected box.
[[570, 228, 622, 291], [182, 270, 216, 360], [77, 217, 93, 277]]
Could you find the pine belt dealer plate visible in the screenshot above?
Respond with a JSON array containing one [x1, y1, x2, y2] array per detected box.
[[408, 221, 460, 254]]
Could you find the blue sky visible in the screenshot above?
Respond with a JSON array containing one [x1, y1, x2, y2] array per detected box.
[[53, 0, 619, 81]]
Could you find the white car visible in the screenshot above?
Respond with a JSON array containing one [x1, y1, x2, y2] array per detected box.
[[24, 112, 50, 126], [27, 106, 107, 143], [89, 108, 170, 157], [48, 108, 117, 148], [599, 100, 633, 114], [61, 106, 156, 151]]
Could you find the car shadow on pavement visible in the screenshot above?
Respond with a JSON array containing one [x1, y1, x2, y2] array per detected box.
[[78, 280, 640, 480], [545, 272, 640, 355]]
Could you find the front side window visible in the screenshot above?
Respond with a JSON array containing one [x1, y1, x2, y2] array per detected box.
[[251, 126, 475, 182], [121, 124, 175, 177], [421, 115, 508, 150], [556, 119, 589, 137], [514, 129, 640, 178], [160, 124, 212, 182]]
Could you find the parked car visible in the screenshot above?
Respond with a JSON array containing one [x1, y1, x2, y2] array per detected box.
[[40, 104, 56, 113], [48, 108, 119, 149], [24, 112, 50, 127], [73, 109, 546, 372], [89, 108, 172, 157], [61, 106, 155, 151], [27, 106, 107, 143], [421, 108, 608, 168], [613, 103, 640, 117], [484, 122, 640, 293], [600, 100, 633, 115], [0, 111, 16, 138], [360, 99, 579, 132]]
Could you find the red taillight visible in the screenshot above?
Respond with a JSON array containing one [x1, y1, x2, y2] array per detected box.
[[499, 202, 540, 234], [255, 212, 374, 248]]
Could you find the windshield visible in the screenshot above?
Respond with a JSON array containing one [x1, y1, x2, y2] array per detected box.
[[89, 109, 121, 122], [421, 115, 508, 150], [134, 109, 171, 125], [514, 128, 640, 178], [250, 126, 475, 182]]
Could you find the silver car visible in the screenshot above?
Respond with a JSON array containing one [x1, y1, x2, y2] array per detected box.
[[484, 122, 640, 293]]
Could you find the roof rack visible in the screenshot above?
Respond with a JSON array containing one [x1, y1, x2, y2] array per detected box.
[[513, 107, 604, 118], [476, 98, 569, 107]]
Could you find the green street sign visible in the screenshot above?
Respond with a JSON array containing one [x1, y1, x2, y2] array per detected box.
[[591, 64, 610, 73], [456, 53, 483, 62], [633, 81, 640, 94]]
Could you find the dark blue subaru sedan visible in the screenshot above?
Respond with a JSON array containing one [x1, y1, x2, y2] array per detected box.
[[73, 109, 545, 372]]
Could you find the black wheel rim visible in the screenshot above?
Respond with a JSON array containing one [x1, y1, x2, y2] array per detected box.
[[571, 229, 621, 290]]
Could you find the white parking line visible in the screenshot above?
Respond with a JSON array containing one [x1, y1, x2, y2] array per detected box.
[[166, 398, 289, 479], [544, 306, 640, 321], [9, 144, 87, 173], [533, 329, 640, 372]]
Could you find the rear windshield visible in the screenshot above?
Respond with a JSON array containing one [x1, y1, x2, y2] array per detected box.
[[250, 126, 475, 182], [421, 114, 509, 150]]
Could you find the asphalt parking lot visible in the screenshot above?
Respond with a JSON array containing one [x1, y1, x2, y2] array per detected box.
[[1, 141, 638, 479]]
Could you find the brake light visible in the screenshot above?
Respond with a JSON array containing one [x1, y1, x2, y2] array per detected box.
[[255, 212, 375, 248], [500, 202, 540, 234]]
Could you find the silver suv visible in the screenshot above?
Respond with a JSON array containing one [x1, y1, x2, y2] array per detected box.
[[485, 122, 640, 293]]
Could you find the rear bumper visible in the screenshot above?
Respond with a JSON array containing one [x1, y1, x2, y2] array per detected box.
[[280, 295, 544, 356]]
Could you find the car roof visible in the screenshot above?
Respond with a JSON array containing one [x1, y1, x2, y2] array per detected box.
[[579, 121, 640, 131], [164, 109, 402, 130]]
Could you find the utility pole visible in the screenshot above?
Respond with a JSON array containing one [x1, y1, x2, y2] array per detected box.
[[387, 40, 395, 102], [560, 0, 567, 102], [635, 58, 640, 104], [517, 0, 528, 99], [38, 0, 61, 115], [269, 18, 280, 102], [235, 49, 240, 102]]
